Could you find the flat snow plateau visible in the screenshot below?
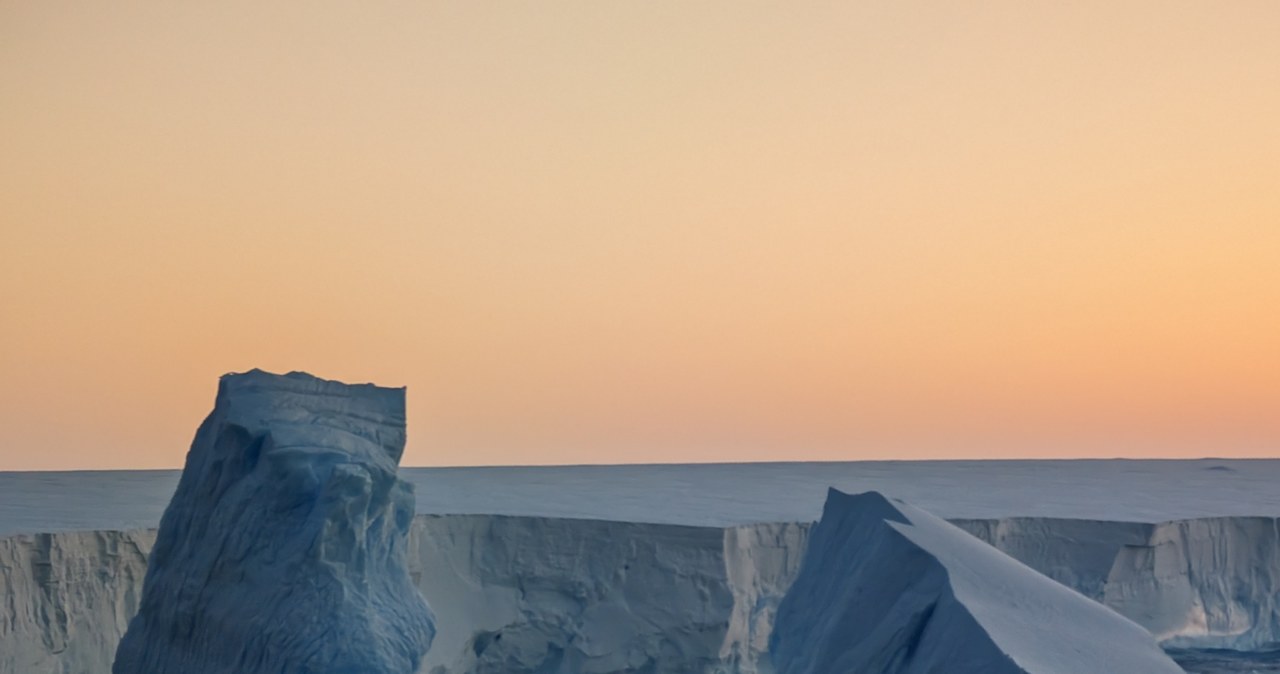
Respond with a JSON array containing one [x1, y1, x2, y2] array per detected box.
[[4, 459, 1280, 536]]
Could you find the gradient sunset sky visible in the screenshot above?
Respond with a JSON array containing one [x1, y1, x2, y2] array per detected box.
[[2, 2, 1277, 470]]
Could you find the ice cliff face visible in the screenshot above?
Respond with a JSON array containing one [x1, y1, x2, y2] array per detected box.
[[956, 516, 1280, 650], [404, 516, 811, 674], [407, 516, 736, 673], [0, 529, 154, 674], [4, 514, 1280, 673], [771, 489, 1184, 674], [2, 517, 803, 674], [111, 370, 435, 674], [718, 522, 811, 670]]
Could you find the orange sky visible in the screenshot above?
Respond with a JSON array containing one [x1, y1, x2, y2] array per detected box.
[[1, 2, 1278, 470]]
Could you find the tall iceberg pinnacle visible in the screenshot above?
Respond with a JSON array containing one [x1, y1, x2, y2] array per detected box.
[[113, 370, 435, 674]]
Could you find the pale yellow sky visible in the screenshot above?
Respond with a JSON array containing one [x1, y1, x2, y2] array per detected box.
[[1, 2, 1278, 470]]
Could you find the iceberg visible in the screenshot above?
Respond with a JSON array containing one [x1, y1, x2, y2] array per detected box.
[[111, 370, 435, 674], [769, 489, 1184, 674]]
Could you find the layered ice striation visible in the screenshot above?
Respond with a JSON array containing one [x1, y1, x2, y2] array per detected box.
[[770, 489, 1184, 674], [111, 370, 435, 674]]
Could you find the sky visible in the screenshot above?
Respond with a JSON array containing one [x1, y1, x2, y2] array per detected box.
[[1, 2, 1278, 470]]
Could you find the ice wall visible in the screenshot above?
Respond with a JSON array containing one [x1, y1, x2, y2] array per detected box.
[[957, 516, 1280, 650], [406, 516, 811, 674], [0, 529, 154, 674], [407, 515, 735, 673], [111, 370, 435, 674], [718, 522, 811, 671], [3, 512, 1279, 673]]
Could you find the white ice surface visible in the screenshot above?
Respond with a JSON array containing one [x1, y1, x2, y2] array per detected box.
[[771, 490, 1185, 674], [4, 459, 1280, 536]]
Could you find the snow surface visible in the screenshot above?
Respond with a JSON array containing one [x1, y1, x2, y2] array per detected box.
[[5, 459, 1280, 536], [111, 370, 435, 674], [771, 489, 1184, 674]]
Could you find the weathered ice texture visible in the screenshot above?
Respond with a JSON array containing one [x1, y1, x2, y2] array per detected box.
[[111, 370, 435, 674], [405, 516, 810, 674], [718, 522, 810, 671], [4, 518, 799, 674], [408, 516, 735, 674], [4, 512, 1280, 673], [957, 516, 1280, 650], [771, 490, 1183, 674], [0, 529, 154, 674]]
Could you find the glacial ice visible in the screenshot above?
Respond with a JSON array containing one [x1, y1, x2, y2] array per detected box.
[[407, 516, 740, 673], [770, 489, 1184, 674], [957, 516, 1280, 650], [110, 370, 435, 674], [3, 420, 1280, 674], [4, 511, 1280, 673]]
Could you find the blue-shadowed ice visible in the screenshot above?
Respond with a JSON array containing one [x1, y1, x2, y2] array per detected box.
[[771, 489, 1185, 674], [111, 370, 435, 674]]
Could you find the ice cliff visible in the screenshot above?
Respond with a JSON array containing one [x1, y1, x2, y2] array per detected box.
[[2, 517, 807, 674], [110, 370, 435, 674], [956, 516, 1280, 650], [770, 489, 1184, 674], [0, 529, 154, 674], [4, 511, 1280, 673], [407, 516, 739, 673], [4, 507, 1280, 671]]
